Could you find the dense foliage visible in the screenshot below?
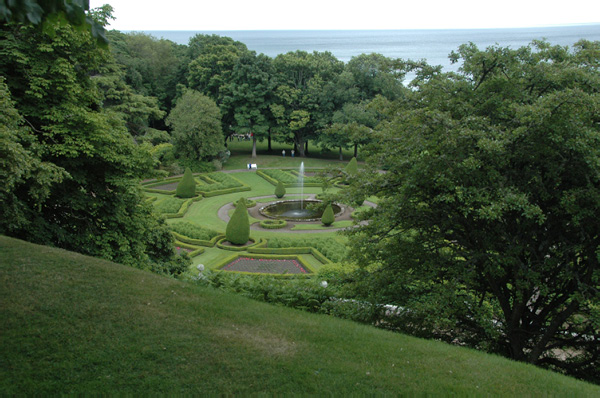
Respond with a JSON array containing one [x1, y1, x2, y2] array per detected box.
[[346, 40, 600, 382], [0, 11, 186, 272]]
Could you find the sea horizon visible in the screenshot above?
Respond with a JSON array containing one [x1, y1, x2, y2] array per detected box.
[[123, 25, 600, 75]]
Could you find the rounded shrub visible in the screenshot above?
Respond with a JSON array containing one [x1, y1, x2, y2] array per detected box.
[[232, 198, 257, 208], [275, 180, 286, 198], [175, 167, 196, 198], [226, 197, 250, 245], [321, 203, 335, 226], [259, 219, 287, 229]]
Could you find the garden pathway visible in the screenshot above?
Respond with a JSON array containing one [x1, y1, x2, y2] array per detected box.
[[218, 194, 376, 233]]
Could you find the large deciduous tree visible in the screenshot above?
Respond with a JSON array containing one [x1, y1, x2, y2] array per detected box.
[[347, 40, 600, 382], [222, 52, 274, 158], [271, 51, 343, 157], [0, 14, 182, 271], [166, 90, 224, 163]]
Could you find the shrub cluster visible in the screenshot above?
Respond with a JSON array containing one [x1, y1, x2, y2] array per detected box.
[[268, 237, 348, 263], [259, 169, 320, 186], [198, 172, 244, 192], [169, 221, 219, 241], [154, 197, 185, 214]]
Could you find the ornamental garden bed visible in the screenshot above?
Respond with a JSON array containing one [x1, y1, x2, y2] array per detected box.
[[221, 257, 309, 274]]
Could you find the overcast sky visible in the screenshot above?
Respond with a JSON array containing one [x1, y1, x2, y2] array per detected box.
[[89, 0, 599, 31]]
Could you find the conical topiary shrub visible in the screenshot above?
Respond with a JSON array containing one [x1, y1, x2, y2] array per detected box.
[[226, 198, 250, 245], [275, 181, 286, 198], [175, 167, 196, 198], [345, 157, 358, 175], [321, 203, 335, 226]]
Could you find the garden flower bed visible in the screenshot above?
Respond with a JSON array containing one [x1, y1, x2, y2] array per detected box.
[[221, 257, 309, 274]]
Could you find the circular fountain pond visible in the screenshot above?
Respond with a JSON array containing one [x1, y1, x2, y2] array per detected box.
[[259, 199, 343, 222]]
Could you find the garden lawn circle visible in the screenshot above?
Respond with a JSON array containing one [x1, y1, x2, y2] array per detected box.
[[222, 257, 309, 274]]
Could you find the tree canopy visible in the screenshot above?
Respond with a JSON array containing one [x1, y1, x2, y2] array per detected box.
[[346, 40, 600, 381]]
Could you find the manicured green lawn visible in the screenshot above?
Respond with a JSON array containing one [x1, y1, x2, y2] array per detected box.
[[223, 139, 361, 170], [2, 236, 598, 395]]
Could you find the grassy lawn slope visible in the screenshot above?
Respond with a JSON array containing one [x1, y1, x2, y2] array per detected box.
[[1, 236, 598, 395]]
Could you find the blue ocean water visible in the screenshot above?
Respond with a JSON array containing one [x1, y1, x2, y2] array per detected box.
[[138, 25, 600, 72]]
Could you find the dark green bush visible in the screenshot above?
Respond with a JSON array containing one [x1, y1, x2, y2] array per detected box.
[[175, 168, 196, 198], [225, 198, 250, 245], [321, 203, 335, 226], [275, 181, 286, 198]]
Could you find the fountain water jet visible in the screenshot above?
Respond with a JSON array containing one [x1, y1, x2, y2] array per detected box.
[[299, 161, 304, 209]]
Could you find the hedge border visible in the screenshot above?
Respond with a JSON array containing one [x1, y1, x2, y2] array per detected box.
[[162, 197, 202, 219], [173, 240, 205, 257], [171, 231, 225, 247], [259, 219, 288, 229], [247, 246, 331, 264], [216, 237, 267, 251], [232, 198, 257, 208], [213, 253, 316, 276]]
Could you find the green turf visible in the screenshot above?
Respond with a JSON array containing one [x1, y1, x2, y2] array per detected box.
[[1, 236, 598, 395]]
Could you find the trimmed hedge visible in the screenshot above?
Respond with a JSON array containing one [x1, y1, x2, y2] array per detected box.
[[232, 198, 257, 208], [321, 203, 335, 226], [216, 237, 267, 251], [176, 168, 197, 198], [275, 181, 286, 198], [172, 231, 225, 247], [225, 198, 250, 245], [173, 240, 205, 257], [345, 157, 358, 175], [161, 197, 200, 219], [213, 253, 317, 276], [247, 246, 332, 264], [259, 219, 287, 229], [257, 169, 322, 187]]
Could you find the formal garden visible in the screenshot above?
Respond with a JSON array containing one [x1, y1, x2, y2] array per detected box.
[[142, 157, 373, 277]]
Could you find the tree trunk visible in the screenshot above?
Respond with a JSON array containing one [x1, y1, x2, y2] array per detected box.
[[354, 143, 358, 158], [252, 135, 257, 158], [339, 146, 343, 161], [296, 137, 305, 157], [268, 130, 272, 152], [305, 140, 309, 156]]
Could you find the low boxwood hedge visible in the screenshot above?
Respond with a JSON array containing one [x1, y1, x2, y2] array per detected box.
[[216, 237, 267, 251], [171, 231, 224, 247], [247, 246, 331, 264], [259, 219, 287, 229], [173, 240, 205, 257]]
